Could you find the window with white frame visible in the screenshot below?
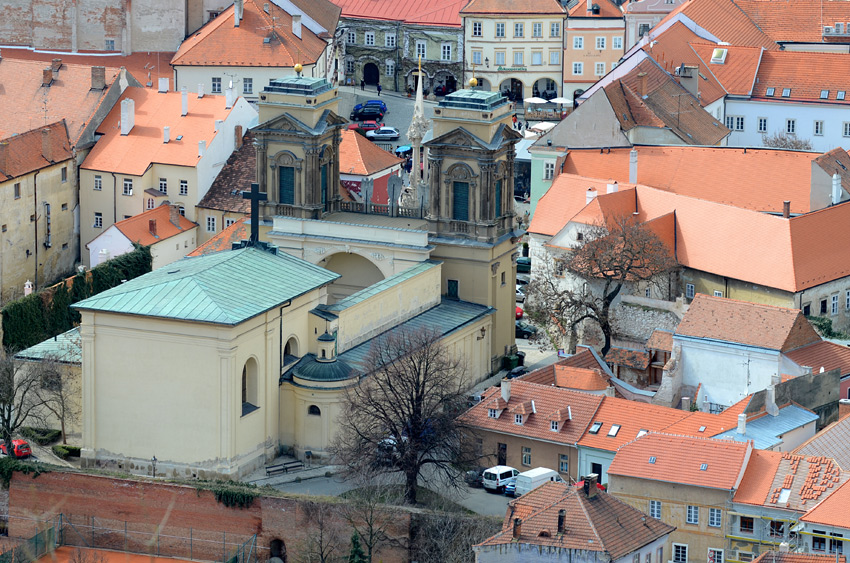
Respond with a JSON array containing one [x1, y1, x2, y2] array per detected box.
[[212, 77, 222, 93], [522, 446, 531, 465], [714, 290, 723, 297], [105, 39, 116, 51], [832, 294, 839, 315], [514, 51, 524, 65], [243, 77, 253, 94], [844, 122, 850, 137], [386, 61, 394, 76], [532, 51, 542, 65], [159, 178, 167, 194], [551, 22, 560, 37], [725, 116, 744, 131], [441, 43, 452, 61], [544, 161, 555, 180], [686, 283, 695, 298], [225, 218, 236, 228], [550, 420, 559, 431], [596, 36, 606, 49], [687, 505, 699, 524], [758, 117, 768, 133], [550, 50, 560, 65], [649, 500, 661, 519], [94, 212, 103, 228], [613, 36, 623, 49], [347, 31, 356, 44], [472, 21, 482, 36], [495, 51, 505, 66], [673, 544, 688, 563], [533, 22, 542, 37], [94, 175, 102, 190], [472, 50, 482, 65], [595, 62, 605, 75], [515, 22, 524, 37], [496, 22, 505, 37], [709, 548, 724, 563], [416, 41, 426, 59], [572, 62, 583, 75], [365, 32, 374, 46], [573, 36, 584, 49], [514, 414, 523, 425], [147, 198, 154, 210], [123, 178, 133, 196], [385, 33, 396, 47], [786, 119, 796, 134], [346, 59, 355, 74], [709, 508, 722, 527], [206, 216, 216, 232], [488, 408, 497, 418], [180, 180, 188, 196], [559, 454, 569, 473], [814, 120, 824, 135]]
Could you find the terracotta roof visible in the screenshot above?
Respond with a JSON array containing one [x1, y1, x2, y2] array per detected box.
[[459, 380, 603, 446], [814, 149, 850, 189], [289, 0, 342, 35], [187, 218, 250, 257], [604, 348, 650, 371], [172, 0, 334, 67], [0, 58, 126, 145], [735, 450, 847, 510], [661, 396, 751, 438], [677, 294, 820, 352], [607, 433, 751, 490], [799, 476, 850, 528], [734, 0, 850, 45], [334, 0, 467, 26], [646, 330, 673, 352], [786, 341, 850, 378], [0, 121, 72, 181], [689, 42, 764, 97], [655, 0, 777, 51], [754, 553, 845, 563], [794, 415, 850, 472], [113, 205, 197, 246], [478, 481, 675, 555], [751, 50, 850, 104], [568, 0, 623, 18], [198, 132, 256, 213], [578, 396, 689, 452], [461, 0, 565, 15], [81, 87, 240, 175], [529, 175, 615, 236], [554, 365, 609, 391], [522, 346, 611, 385], [339, 130, 404, 176]]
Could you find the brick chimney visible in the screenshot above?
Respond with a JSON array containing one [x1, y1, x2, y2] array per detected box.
[[235, 125, 243, 149], [149, 219, 157, 236], [583, 473, 599, 498], [169, 205, 181, 227], [512, 518, 522, 539], [51, 58, 62, 72], [0, 142, 7, 175], [42, 68, 53, 87], [638, 72, 648, 98], [42, 128, 52, 162], [91, 66, 106, 90], [839, 399, 850, 419]]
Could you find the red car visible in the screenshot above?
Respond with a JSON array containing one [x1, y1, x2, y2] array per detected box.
[[348, 120, 383, 132], [516, 306, 524, 320], [0, 439, 31, 458]]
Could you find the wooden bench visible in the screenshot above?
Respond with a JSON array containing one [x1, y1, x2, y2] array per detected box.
[[265, 460, 304, 476]]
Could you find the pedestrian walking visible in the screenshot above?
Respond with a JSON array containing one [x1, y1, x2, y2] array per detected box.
[[511, 114, 518, 129], [377, 83, 382, 96], [360, 79, 365, 91]]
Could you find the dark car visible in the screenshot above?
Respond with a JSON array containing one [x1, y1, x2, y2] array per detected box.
[[516, 257, 531, 273], [434, 85, 455, 96], [350, 107, 385, 121], [507, 366, 529, 379], [353, 100, 388, 113], [465, 466, 486, 488], [515, 321, 538, 339]]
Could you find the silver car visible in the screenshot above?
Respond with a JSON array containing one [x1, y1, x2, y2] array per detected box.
[[366, 127, 400, 141]]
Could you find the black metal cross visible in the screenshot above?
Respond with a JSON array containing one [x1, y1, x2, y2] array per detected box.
[[241, 182, 267, 245]]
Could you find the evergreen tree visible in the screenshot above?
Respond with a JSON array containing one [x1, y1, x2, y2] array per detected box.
[[348, 531, 366, 563]]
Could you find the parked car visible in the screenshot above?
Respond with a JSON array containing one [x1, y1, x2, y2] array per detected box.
[[515, 321, 538, 339], [515, 276, 529, 287], [483, 465, 519, 493], [516, 306, 523, 320], [514, 467, 564, 497], [465, 466, 486, 488], [366, 127, 401, 141], [507, 366, 528, 379], [515, 285, 526, 303], [350, 107, 384, 121], [375, 436, 405, 467], [353, 100, 388, 113], [467, 392, 483, 407], [0, 439, 31, 458], [504, 480, 517, 497], [348, 120, 383, 132], [434, 85, 455, 96], [516, 257, 531, 273]]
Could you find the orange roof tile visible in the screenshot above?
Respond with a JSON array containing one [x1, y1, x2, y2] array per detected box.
[[751, 50, 850, 104], [661, 396, 751, 437], [521, 346, 612, 385], [335, 0, 467, 26], [689, 42, 764, 96], [655, 0, 777, 51], [568, 0, 623, 18], [677, 294, 820, 352], [646, 329, 673, 352], [607, 433, 751, 490], [462, 0, 565, 15], [578, 396, 689, 452], [81, 87, 241, 175], [794, 415, 850, 472], [529, 175, 615, 236], [734, 0, 850, 45], [800, 475, 850, 527], [604, 348, 650, 371], [0, 121, 72, 181], [339, 130, 404, 176], [113, 205, 197, 246], [786, 341, 850, 378], [188, 217, 249, 257], [554, 365, 609, 391], [172, 0, 336, 67]]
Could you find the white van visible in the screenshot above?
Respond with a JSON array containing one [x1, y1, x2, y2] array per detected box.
[[514, 467, 564, 497], [482, 465, 519, 492]]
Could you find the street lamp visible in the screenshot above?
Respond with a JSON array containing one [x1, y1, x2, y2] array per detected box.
[[151, 456, 157, 477], [485, 57, 489, 68]]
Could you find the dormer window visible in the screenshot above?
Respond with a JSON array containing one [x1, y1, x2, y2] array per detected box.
[[488, 408, 498, 418], [589, 421, 602, 434], [551, 420, 559, 431], [515, 414, 524, 425]]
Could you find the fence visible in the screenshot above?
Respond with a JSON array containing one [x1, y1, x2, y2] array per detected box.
[[0, 523, 57, 563]]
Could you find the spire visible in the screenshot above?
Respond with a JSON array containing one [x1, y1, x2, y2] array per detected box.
[[407, 56, 431, 207]]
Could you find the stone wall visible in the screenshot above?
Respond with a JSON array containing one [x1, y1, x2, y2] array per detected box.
[[746, 369, 840, 430], [611, 302, 680, 345]]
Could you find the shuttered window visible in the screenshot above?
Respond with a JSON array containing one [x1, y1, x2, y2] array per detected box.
[[452, 181, 469, 221], [279, 167, 295, 205], [495, 179, 502, 217], [321, 164, 328, 206]]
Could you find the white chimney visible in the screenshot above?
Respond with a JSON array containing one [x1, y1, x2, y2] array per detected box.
[[501, 378, 511, 403], [681, 396, 691, 411], [766, 384, 779, 417], [198, 83, 205, 98], [158, 77, 169, 92], [23, 280, 34, 296], [607, 181, 618, 194], [832, 172, 842, 205], [215, 119, 224, 132], [586, 187, 597, 205], [120, 98, 135, 135], [163, 126, 170, 143], [198, 140, 206, 158], [737, 413, 747, 435], [605, 386, 615, 397], [587, 0, 592, 11], [98, 248, 110, 265], [567, 406, 572, 420], [779, 543, 790, 554], [292, 14, 302, 39], [629, 148, 638, 184], [234, 0, 243, 27], [181, 87, 188, 116], [225, 87, 234, 109]]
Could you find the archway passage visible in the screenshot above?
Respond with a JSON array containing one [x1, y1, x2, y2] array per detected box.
[[572, 88, 585, 108], [533, 78, 558, 99], [318, 253, 385, 303], [499, 78, 524, 101], [363, 63, 380, 86], [269, 538, 286, 563]]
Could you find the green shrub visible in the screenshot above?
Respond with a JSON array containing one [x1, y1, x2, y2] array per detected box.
[[20, 428, 61, 446], [65, 446, 81, 457], [51, 445, 69, 460], [0, 457, 49, 489]]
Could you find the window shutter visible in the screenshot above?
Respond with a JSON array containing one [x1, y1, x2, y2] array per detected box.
[[452, 181, 469, 221], [279, 167, 295, 205]]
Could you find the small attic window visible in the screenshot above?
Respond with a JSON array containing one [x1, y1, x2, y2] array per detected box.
[[637, 429, 648, 438], [649, 456, 657, 464], [590, 421, 603, 434], [698, 426, 707, 433], [766, 87, 775, 96], [838, 91, 846, 100], [551, 420, 560, 432], [515, 414, 524, 425], [782, 88, 791, 97], [778, 488, 792, 503], [710, 48, 728, 64], [608, 424, 621, 437], [488, 408, 498, 418], [700, 463, 708, 471], [820, 90, 830, 99]]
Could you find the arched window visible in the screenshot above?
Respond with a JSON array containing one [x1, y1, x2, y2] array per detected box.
[[308, 405, 321, 416], [241, 358, 259, 416]]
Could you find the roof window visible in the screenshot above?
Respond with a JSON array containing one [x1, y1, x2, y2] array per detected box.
[[838, 91, 846, 101], [637, 429, 648, 438], [821, 90, 830, 99], [700, 463, 708, 471], [649, 456, 656, 464], [589, 421, 603, 434], [710, 48, 728, 64], [698, 426, 706, 433], [778, 488, 791, 503], [766, 87, 775, 96], [608, 424, 621, 437], [782, 88, 791, 97]]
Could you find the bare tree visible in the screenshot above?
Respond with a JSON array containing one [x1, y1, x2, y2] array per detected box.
[[0, 350, 52, 456], [35, 354, 79, 444], [69, 548, 109, 563], [526, 215, 678, 356], [762, 131, 813, 151], [296, 501, 345, 563], [410, 512, 502, 563], [331, 327, 480, 505], [340, 475, 407, 562]]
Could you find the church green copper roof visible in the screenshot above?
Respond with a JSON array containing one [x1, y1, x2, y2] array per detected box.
[[73, 247, 339, 325], [287, 354, 354, 382], [16, 328, 81, 364]]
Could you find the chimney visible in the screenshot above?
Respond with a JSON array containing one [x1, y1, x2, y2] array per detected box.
[[557, 510, 566, 534], [679, 65, 699, 98], [292, 14, 302, 39], [234, 0, 243, 27], [501, 378, 511, 403], [779, 543, 790, 554], [605, 386, 615, 397], [149, 219, 157, 236], [737, 413, 747, 435], [607, 181, 618, 194], [235, 125, 243, 148], [225, 87, 234, 109], [51, 58, 62, 72], [0, 142, 7, 174], [681, 396, 691, 411], [584, 473, 599, 498], [169, 205, 181, 227], [512, 518, 522, 539], [783, 201, 790, 218], [198, 83, 205, 98], [766, 384, 779, 417], [629, 148, 638, 183], [158, 77, 169, 93], [181, 87, 188, 116], [586, 0, 592, 12], [91, 66, 106, 90], [586, 187, 597, 205], [215, 119, 223, 132], [840, 399, 850, 420], [42, 68, 53, 87], [264, 2, 270, 13], [163, 126, 170, 144], [638, 72, 648, 98], [832, 172, 842, 205], [198, 140, 206, 158], [120, 98, 135, 135], [41, 128, 52, 162]]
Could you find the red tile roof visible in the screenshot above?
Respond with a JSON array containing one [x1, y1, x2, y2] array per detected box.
[[334, 0, 467, 26], [689, 42, 764, 96], [521, 346, 611, 385], [794, 415, 850, 472], [735, 451, 847, 510], [568, 0, 623, 18], [751, 50, 850, 104], [661, 396, 751, 438], [607, 433, 751, 490], [554, 365, 609, 391], [113, 205, 197, 246], [677, 294, 820, 352], [786, 341, 850, 378], [188, 218, 249, 257], [655, 0, 777, 51], [198, 132, 256, 213], [604, 348, 650, 371], [799, 476, 850, 528], [339, 130, 404, 176], [646, 330, 673, 352], [461, 0, 565, 15], [734, 0, 850, 45], [0, 121, 72, 181], [478, 481, 674, 555], [578, 396, 689, 452], [172, 0, 336, 67]]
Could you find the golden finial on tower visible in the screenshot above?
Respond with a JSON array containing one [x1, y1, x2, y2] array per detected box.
[[294, 63, 303, 76]]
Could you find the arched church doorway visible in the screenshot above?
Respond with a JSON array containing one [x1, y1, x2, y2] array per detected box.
[[363, 63, 380, 86], [318, 253, 384, 303], [269, 538, 286, 563]]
